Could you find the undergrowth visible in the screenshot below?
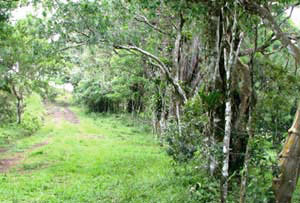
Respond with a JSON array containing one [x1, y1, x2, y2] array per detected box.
[[0, 93, 44, 146], [0, 102, 209, 203]]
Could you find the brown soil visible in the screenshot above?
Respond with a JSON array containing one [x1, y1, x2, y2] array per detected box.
[[0, 102, 78, 173], [0, 156, 23, 172], [0, 148, 8, 153], [30, 141, 49, 150], [45, 102, 80, 124], [0, 140, 50, 173]]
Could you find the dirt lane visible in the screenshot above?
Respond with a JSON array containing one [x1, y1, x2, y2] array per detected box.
[[0, 102, 79, 173]]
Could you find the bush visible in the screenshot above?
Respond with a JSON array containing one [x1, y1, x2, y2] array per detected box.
[[45, 85, 59, 101], [21, 93, 44, 135], [74, 78, 122, 113], [188, 175, 220, 202], [37, 84, 59, 102], [165, 94, 208, 163], [21, 111, 43, 134], [165, 122, 200, 163], [0, 91, 16, 123]]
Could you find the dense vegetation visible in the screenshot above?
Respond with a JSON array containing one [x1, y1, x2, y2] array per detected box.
[[2, 0, 300, 202], [1, 96, 198, 202]]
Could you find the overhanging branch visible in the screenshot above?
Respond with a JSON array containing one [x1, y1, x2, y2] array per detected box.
[[241, 1, 300, 63], [239, 34, 277, 56], [114, 45, 187, 102], [134, 14, 173, 37]]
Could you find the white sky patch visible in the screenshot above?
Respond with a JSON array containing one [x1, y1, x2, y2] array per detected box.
[[10, 0, 81, 22], [286, 7, 300, 27], [49, 81, 74, 92], [11, 4, 43, 23], [12, 3, 300, 28]]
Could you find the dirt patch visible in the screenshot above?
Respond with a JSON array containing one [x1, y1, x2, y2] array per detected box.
[[45, 102, 80, 124], [0, 101, 79, 173], [0, 155, 23, 172], [0, 148, 8, 153], [83, 134, 105, 139], [0, 140, 50, 173], [30, 141, 49, 151]]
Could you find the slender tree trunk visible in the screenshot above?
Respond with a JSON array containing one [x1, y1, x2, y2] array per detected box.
[[11, 85, 23, 124], [239, 28, 256, 202], [208, 111, 218, 175], [241, 3, 300, 201], [159, 108, 167, 135], [239, 103, 254, 203], [16, 98, 22, 124], [206, 8, 223, 177], [221, 3, 244, 200], [152, 112, 158, 134], [273, 106, 300, 203], [222, 97, 232, 202], [175, 100, 182, 136]]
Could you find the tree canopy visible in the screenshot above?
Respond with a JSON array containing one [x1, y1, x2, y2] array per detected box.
[[2, 0, 300, 202]]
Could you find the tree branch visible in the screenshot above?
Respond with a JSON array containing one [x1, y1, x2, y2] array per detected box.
[[114, 45, 187, 102], [239, 34, 277, 56], [134, 14, 172, 36], [241, 1, 300, 63], [58, 43, 85, 52]]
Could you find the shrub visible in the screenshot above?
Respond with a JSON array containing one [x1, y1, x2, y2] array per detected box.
[[74, 78, 122, 113], [165, 122, 200, 163], [21, 111, 43, 134], [0, 91, 15, 123], [37, 84, 59, 102], [21, 93, 44, 135], [165, 94, 208, 163]]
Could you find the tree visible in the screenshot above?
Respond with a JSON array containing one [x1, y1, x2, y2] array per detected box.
[[0, 16, 63, 123], [35, 0, 300, 201]]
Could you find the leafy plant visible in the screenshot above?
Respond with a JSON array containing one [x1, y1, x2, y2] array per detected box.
[[21, 93, 44, 135]]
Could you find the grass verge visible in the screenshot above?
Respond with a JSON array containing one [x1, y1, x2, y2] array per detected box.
[[0, 103, 200, 203]]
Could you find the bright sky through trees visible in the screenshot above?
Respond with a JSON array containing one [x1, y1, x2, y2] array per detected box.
[[11, 4, 300, 27]]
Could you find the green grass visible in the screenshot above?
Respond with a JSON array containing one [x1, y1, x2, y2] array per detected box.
[[24, 93, 45, 115], [0, 93, 45, 147], [0, 104, 195, 202]]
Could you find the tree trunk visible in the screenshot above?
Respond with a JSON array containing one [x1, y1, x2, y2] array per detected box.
[[208, 111, 218, 175], [239, 115, 252, 203], [222, 98, 232, 202], [205, 6, 224, 176], [16, 98, 22, 124], [11, 85, 23, 124], [175, 100, 182, 136], [241, 3, 300, 201], [221, 3, 244, 200], [273, 106, 300, 203], [239, 97, 254, 203]]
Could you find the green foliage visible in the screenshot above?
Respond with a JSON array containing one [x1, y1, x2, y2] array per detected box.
[[71, 48, 151, 114], [0, 103, 200, 203], [255, 52, 300, 147], [165, 122, 199, 163], [37, 83, 60, 102], [0, 91, 15, 123], [188, 174, 220, 202], [74, 78, 121, 112], [199, 88, 222, 111], [244, 132, 277, 202], [0, 15, 64, 125], [21, 93, 44, 135], [0, 124, 27, 145], [0, 0, 18, 23], [166, 95, 208, 163], [21, 112, 42, 134], [2, 0, 300, 201], [0, 93, 45, 146]]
